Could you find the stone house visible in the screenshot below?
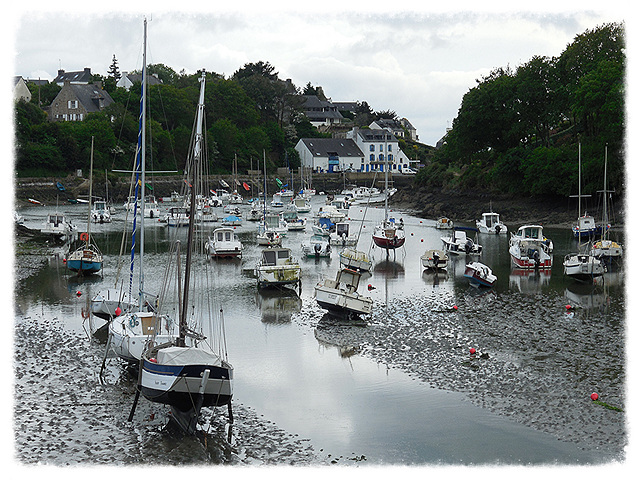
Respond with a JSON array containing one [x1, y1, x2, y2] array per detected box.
[[52, 67, 93, 86], [48, 80, 114, 122]]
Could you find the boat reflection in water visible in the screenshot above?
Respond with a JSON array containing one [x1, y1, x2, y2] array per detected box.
[[509, 268, 552, 294], [256, 288, 302, 324]]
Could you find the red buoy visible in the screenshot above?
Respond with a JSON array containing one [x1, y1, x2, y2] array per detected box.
[[566, 305, 573, 310], [470, 348, 476, 355], [591, 392, 599, 401], [76, 291, 81, 297], [115, 307, 122, 316], [453, 305, 458, 311]]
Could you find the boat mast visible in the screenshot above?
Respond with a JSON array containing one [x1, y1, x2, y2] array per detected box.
[[86, 136, 94, 247], [138, 17, 148, 310], [383, 132, 389, 222], [180, 70, 206, 344]]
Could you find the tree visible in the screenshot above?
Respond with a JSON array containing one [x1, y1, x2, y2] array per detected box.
[[108, 54, 121, 81]]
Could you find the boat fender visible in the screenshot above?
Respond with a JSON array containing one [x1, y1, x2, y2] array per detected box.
[[80, 232, 89, 242]]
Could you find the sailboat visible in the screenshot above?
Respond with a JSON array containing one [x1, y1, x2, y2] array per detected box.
[[106, 19, 177, 359], [66, 137, 104, 275], [136, 70, 234, 434], [591, 144, 623, 260], [564, 143, 605, 282], [372, 132, 405, 252], [571, 143, 603, 239]]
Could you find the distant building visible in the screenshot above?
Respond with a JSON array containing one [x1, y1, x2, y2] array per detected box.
[[347, 127, 412, 173], [300, 95, 344, 128], [116, 71, 163, 90], [49, 80, 114, 121], [52, 68, 93, 86], [369, 118, 418, 142], [294, 138, 364, 173], [13, 76, 31, 102]]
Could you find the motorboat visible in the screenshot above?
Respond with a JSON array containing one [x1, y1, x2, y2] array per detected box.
[[441, 228, 482, 255], [301, 235, 332, 258], [292, 195, 311, 214], [339, 247, 372, 272], [314, 267, 373, 316], [317, 204, 346, 223], [124, 194, 160, 219], [163, 206, 190, 227], [464, 262, 497, 288], [563, 252, 605, 283], [41, 212, 76, 242], [435, 217, 453, 229], [508, 225, 553, 269], [420, 249, 448, 271], [282, 206, 307, 231], [476, 211, 507, 234], [206, 227, 242, 259], [572, 214, 604, 239], [255, 247, 301, 290], [222, 215, 242, 226], [91, 199, 112, 223], [329, 222, 358, 246]]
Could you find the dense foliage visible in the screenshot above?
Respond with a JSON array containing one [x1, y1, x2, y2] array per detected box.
[[416, 22, 625, 199]]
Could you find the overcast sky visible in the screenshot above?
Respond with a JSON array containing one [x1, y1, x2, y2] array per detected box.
[[7, 2, 628, 147]]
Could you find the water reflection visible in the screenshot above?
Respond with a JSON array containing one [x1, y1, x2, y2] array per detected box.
[[256, 288, 302, 324], [509, 268, 552, 294]]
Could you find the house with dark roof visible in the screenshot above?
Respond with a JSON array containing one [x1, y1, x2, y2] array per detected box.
[[116, 71, 163, 90], [48, 80, 114, 122], [52, 68, 93, 86], [369, 117, 418, 142], [294, 138, 364, 173], [300, 95, 344, 127]]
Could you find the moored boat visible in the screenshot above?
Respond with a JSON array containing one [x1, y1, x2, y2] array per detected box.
[[206, 226, 243, 259], [421, 249, 448, 271], [508, 225, 553, 269], [255, 247, 301, 290], [476, 211, 507, 234], [314, 267, 373, 316], [464, 262, 497, 288], [441, 228, 482, 255]]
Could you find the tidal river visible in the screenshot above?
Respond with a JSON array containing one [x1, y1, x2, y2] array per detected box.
[[12, 196, 625, 466]]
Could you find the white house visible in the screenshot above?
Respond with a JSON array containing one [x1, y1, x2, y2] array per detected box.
[[294, 138, 364, 173], [347, 127, 412, 173], [13, 76, 32, 102], [116, 72, 163, 90]]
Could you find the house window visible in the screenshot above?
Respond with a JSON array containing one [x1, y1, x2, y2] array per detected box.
[[68, 100, 78, 109], [370, 154, 375, 162], [369, 144, 374, 152], [388, 144, 392, 151], [389, 154, 393, 162], [379, 144, 383, 152]]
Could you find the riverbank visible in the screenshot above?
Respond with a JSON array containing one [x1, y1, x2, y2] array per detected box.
[[14, 174, 623, 229]]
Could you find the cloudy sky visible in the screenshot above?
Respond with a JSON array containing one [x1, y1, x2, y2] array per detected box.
[[7, 2, 628, 147]]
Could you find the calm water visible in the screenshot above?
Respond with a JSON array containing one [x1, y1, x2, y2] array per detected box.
[[13, 196, 625, 465]]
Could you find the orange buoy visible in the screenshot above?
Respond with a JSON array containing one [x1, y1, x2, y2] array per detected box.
[[80, 232, 89, 242]]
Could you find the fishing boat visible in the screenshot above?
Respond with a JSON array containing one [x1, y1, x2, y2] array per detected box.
[[464, 262, 497, 288], [508, 225, 553, 269], [107, 21, 178, 361], [206, 226, 243, 259], [317, 204, 346, 224], [270, 192, 285, 209], [137, 68, 233, 435], [420, 249, 448, 271], [339, 247, 372, 272], [256, 229, 282, 247], [314, 267, 373, 316], [311, 217, 334, 237], [67, 137, 103, 275], [91, 198, 112, 223], [590, 145, 623, 260], [441, 228, 482, 255], [476, 211, 507, 234], [301, 235, 332, 258], [329, 222, 358, 246], [41, 212, 76, 242], [255, 247, 301, 290], [435, 217, 453, 230]]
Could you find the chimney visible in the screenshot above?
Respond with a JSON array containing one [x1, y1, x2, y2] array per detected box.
[[84, 67, 91, 74]]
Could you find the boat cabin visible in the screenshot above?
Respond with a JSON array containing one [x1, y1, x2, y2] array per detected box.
[[261, 248, 293, 266], [337, 268, 361, 293], [481, 213, 500, 228], [516, 225, 544, 241]]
